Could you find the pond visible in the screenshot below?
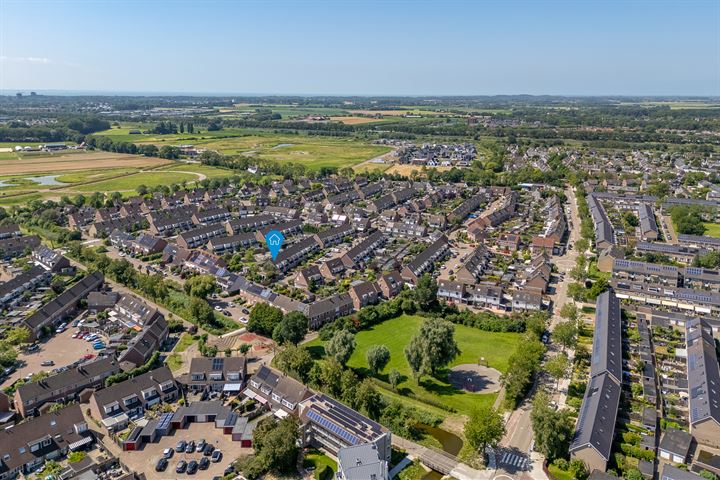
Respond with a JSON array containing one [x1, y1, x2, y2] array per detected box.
[[418, 425, 464, 480], [26, 175, 67, 186]]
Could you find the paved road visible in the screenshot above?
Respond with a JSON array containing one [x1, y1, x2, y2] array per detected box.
[[494, 185, 583, 480]]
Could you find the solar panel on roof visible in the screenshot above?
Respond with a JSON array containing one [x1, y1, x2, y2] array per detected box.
[[212, 358, 224, 370]]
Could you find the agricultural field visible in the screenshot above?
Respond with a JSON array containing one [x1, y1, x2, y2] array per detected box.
[[0, 151, 170, 175], [305, 314, 520, 416]]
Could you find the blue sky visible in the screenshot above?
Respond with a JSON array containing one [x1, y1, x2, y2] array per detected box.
[[1, 0, 718, 96]]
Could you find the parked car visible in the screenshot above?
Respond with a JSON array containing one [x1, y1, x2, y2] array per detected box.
[[203, 444, 214, 456], [93, 344, 105, 350], [223, 465, 235, 476], [40, 360, 54, 367], [175, 460, 187, 474], [196, 439, 206, 453], [163, 448, 174, 459], [241, 308, 250, 314], [211, 450, 222, 463], [185, 440, 195, 453], [187, 460, 198, 475], [175, 440, 186, 453], [83, 354, 94, 360], [26, 344, 40, 353], [155, 458, 168, 472], [199, 457, 210, 470]]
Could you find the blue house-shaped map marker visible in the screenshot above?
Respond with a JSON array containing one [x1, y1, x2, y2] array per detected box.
[[264, 230, 285, 261]]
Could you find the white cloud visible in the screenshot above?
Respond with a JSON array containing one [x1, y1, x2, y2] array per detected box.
[[0, 56, 78, 67]]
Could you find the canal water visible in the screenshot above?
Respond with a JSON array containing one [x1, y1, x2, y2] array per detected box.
[[419, 425, 463, 480]]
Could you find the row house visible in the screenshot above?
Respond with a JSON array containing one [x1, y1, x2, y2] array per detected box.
[[448, 192, 487, 223], [635, 242, 701, 265], [14, 358, 121, 418], [225, 214, 276, 235], [130, 233, 167, 256], [0, 223, 21, 239], [678, 234, 720, 252], [118, 315, 168, 368], [340, 231, 386, 269], [0, 405, 92, 480], [0, 235, 41, 259], [401, 235, 450, 284], [588, 193, 615, 249], [207, 233, 259, 253], [302, 189, 326, 202], [31, 245, 71, 272], [147, 206, 198, 236], [469, 192, 517, 230], [108, 229, 134, 250], [300, 293, 354, 329], [23, 272, 104, 340], [245, 365, 313, 416], [192, 206, 231, 225], [67, 210, 96, 230], [274, 236, 322, 272], [176, 223, 228, 249], [496, 233, 521, 253], [455, 245, 492, 284], [570, 292, 622, 473], [264, 206, 300, 220], [295, 265, 324, 289], [685, 319, 720, 449], [348, 281, 381, 310], [0, 266, 51, 309], [313, 223, 354, 248], [319, 258, 346, 279], [181, 357, 247, 394], [254, 220, 304, 242], [637, 203, 659, 241], [88, 367, 178, 432], [325, 190, 360, 207], [531, 196, 567, 255], [88, 214, 146, 238], [356, 182, 383, 199], [382, 221, 427, 238]]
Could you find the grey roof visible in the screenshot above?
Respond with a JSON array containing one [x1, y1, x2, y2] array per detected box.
[[661, 464, 704, 480], [405, 235, 449, 274], [0, 265, 47, 299], [338, 443, 388, 480], [15, 357, 120, 406], [569, 371, 621, 461], [24, 271, 104, 330], [659, 427, 692, 457], [91, 366, 176, 418], [591, 291, 623, 383], [638, 203, 658, 236], [587, 193, 614, 246], [300, 394, 388, 446], [686, 319, 720, 427]]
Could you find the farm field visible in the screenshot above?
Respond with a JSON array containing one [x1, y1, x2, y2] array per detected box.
[[305, 314, 520, 416], [72, 171, 201, 192], [704, 223, 720, 238], [0, 151, 171, 175]]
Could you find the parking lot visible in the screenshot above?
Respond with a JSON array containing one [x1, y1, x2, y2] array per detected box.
[[0, 326, 100, 389], [118, 421, 248, 480]]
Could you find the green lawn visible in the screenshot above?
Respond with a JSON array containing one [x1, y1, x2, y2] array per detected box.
[[548, 464, 574, 480], [703, 223, 720, 238], [303, 449, 336, 479], [166, 353, 183, 372], [305, 314, 520, 415], [174, 333, 195, 353], [73, 171, 200, 192]]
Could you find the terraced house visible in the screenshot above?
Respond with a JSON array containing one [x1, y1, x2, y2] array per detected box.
[[401, 235, 450, 284]]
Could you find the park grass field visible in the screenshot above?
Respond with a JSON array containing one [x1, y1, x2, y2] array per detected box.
[[703, 223, 720, 238], [305, 314, 520, 415], [0, 151, 171, 175]]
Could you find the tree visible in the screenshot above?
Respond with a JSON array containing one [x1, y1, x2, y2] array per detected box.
[[0, 342, 18, 367], [545, 353, 570, 390], [553, 320, 578, 351], [404, 318, 459, 379], [188, 297, 214, 327], [568, 459, 588, 480], [366, 344, 391, 375], [464, 405, 505, 453], [388, 368, 401, 391], [325, 330, 356, 366], [559, 303, 578, 323], [239, 343, 251, 357], [273, 344, 314, 382], [248, 303, 284, 337], [531, 391, 575, 461], [414, 273, 438, 310], [136, 184, 148, 196], [3, 326, 30, 346], [183, 274, 217, 299], [699, 471, 718, 480], [272, 312, 308, 346], [243, 416, 301, 479], [625, 469, 644, 480]]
